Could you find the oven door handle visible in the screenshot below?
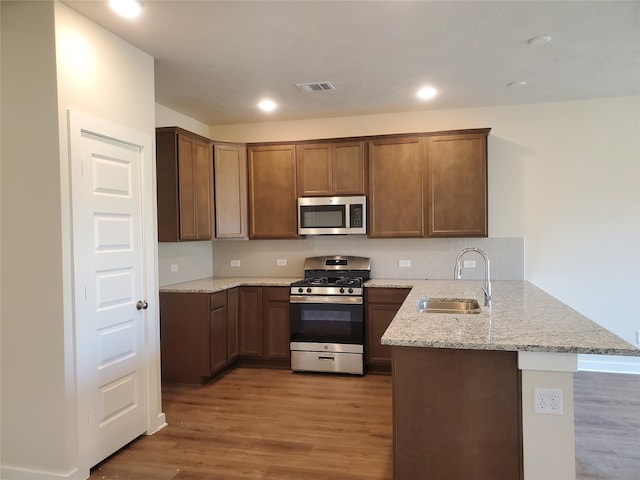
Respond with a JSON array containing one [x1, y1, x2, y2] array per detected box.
[[290, 295, 362, 305]]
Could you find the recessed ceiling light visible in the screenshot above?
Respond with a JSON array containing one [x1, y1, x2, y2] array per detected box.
[[527, 35, 552, 45], [416, 86, 437, 100], [109, 0, 142, 18], [258, 99, 277, 112], [507, 81, 527, 88]]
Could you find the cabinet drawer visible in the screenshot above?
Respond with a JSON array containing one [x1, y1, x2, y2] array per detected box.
[[366, 288, 410, 305], [210, 291, 227, 310]]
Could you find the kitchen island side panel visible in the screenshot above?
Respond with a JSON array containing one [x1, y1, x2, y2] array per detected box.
[[392, 347, 523, 480]]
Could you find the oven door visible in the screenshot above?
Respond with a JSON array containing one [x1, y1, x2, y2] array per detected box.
[[289, 295, 364, 345]]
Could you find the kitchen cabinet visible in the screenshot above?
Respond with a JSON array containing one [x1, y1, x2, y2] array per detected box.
[[238, 286, 263, 357], [392, 347, 522, 479], [425, 133, 488, 237], [368, 136, 424, 237], [227, 287, 239, 363], [248, 144, 298, 239], [296, 141, 366, 196], [365, 288, 410, 370], [159, 291, 229, 384], [156, 127, 213, 242], [209, 292, 228, 375], [214, 143, 248, 238], [368, 129, 490, 238], [262, 287, 291, 361]]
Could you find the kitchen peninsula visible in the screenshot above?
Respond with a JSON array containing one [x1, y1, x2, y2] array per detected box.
[[378, 279, 640, 480]]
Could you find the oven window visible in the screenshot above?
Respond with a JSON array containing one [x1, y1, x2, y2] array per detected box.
[[300, 205, 346, 228], [290, 301, 363, 344]]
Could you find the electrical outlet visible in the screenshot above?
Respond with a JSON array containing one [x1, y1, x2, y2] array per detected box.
[[463, 260, 476, 268], [636, 330, 640, 344], [170, 264, 178, 272], [533, 388, 563, 415], [276, 259, 287, 267], [399, 260, 411, 267], [230, 260, 241, 267]]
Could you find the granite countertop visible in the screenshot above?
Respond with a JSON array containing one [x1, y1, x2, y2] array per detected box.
[[160, 276, 639, 356], [378, 279, 640, 356], [159, 276, 301, 293]]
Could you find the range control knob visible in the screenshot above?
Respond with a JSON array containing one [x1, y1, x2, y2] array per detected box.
[[306, 287, 312, 294], [348, 287, 354, 294], [339, 287, 345, 294], [298, 287, 304, 293]]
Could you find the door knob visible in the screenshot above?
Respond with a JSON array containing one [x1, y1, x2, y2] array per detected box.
[[136, 300, 148, 310]]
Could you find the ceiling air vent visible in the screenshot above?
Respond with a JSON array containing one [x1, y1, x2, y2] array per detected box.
[[296, 81, 335, 93]]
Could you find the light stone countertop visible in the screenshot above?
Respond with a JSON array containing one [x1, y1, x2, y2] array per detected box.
[[375, 279, 640, 356], [159, 277, 301, 293], [159, 277, 639, 356]]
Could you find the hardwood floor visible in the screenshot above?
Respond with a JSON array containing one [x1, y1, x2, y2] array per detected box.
[[90, 369, 639, 480], [90, 368, 393, 480], [574, 371, 640, 480]]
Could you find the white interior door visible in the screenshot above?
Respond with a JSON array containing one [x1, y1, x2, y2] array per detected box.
[[70, 114, 149, 469]]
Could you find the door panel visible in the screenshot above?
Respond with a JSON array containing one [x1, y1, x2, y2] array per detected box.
[[73, 126, 147, 469]]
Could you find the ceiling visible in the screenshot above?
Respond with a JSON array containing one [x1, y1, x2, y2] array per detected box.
[[62, 1, 640, 126]]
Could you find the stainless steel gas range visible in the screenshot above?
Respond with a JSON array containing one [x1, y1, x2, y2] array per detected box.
[[289, 255, 371, 375]]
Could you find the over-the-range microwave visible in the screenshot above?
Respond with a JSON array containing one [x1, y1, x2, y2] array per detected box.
[[298, 195, 367, 235]]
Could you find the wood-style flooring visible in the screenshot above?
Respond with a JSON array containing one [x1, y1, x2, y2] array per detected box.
[[90, 369, 639, 480]]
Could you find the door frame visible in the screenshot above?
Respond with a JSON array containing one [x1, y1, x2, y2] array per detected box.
[[67, 110, 166, 474]]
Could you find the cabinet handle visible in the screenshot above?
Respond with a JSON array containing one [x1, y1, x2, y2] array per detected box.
[[318, 356, 335, 361], [136, 300, 148, 310]]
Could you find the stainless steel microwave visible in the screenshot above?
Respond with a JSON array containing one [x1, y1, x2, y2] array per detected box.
[[298, 196, 367, 235]]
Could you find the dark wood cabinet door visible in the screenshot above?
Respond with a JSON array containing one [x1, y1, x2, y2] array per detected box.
[[193, 138, 214, 240], [262, 287, 291, 360], [227, 288, 239, 363], [296, 144, 332, 196], [156, 127, 213, 242], [209, 292, 228, 375], [248, 145, 297, 238], [392, 348, 522, 479], [425, 133, 488, 237], [238, 287, 263, 357], [368, 137, 424, 237], [159, 292, 210, 384], [332, 141, 366, 195], [365, 288, 410, 369]]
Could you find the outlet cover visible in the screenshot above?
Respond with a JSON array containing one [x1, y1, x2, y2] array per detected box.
[[399, 260, 411, 268], [463, 260, 476, 268], [533, 387, 563, 415], [230, 260, 241, 267], [276, 259, 287, 266], [170, 264, 178, 272]]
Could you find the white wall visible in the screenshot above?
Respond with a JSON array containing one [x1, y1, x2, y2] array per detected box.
[[1, 1, 71, 475], [210, 97, 640, 371], [1, 2, 163, 478], [155, 104, 214, 286]]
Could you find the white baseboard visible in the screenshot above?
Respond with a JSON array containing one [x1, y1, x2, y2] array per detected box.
[[578, 354, 640, 375], [0, 465, 87, 480]]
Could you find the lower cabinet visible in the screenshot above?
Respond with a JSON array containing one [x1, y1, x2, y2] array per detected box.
[[160, 286, 291, 384], [262, 287, 291, 361], [160, 291, 230, 384], [365, 288, 411, 371]]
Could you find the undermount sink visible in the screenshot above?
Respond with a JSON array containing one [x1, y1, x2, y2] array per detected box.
[[417, 297, 481, 314]]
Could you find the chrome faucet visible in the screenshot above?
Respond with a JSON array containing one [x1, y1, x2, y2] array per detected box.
[[454, 247, 492, 307]]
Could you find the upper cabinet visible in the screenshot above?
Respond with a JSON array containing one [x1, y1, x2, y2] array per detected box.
[[368, 136, 424, 238], [213, 143, 248, 239], [156, 127, 213, 242], [425, 133, 488, 237], [248, 144, 298, 239], [296, 141, 366, 196], [368, 129, 489, 238]]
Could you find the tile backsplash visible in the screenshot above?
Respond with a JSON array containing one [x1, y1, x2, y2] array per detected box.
[[212, 236, 524, 281]]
